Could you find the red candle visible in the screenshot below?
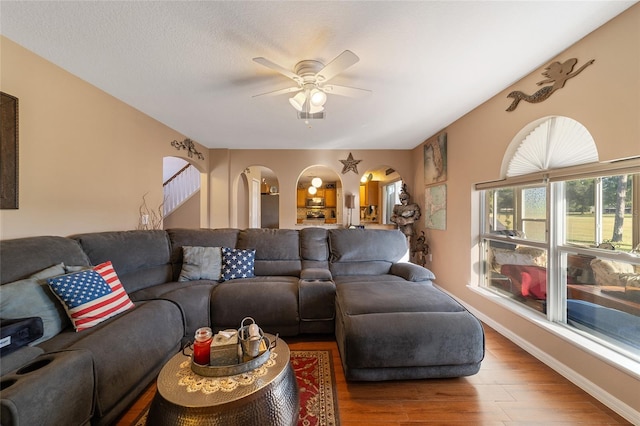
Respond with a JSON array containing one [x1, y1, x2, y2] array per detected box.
[[193, 327, 213, 365]]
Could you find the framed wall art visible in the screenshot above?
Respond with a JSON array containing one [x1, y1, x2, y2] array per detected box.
[[1, 92, 19, 209], [424, 132, 447, 185], [425, 184, 446, 230]]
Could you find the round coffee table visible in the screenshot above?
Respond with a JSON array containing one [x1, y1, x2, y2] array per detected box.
[[147, 334, 299, 426]]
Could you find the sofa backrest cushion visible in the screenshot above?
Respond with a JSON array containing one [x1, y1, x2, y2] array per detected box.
[[0, 236, 90, 285], [300, 228, 329, 261], [237, 229, 301, 276], [72, 230, 172, 293], [167, 228, 240, 281], [328, 229, 408, 276]]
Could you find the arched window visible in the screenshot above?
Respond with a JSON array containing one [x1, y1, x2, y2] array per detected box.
[[477, 116, 640, 359], [503, 116, 598, 177]]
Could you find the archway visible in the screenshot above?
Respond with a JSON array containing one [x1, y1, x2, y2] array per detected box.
[[359, 165, 402, 226], [296, 166, 342, 225], [236, 166, 280, 229]]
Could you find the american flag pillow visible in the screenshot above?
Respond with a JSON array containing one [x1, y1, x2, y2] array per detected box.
[[47, 261, 134, 331]]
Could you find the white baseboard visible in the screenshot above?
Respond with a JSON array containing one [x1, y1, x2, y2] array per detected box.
[[437, 285, 640, 425]]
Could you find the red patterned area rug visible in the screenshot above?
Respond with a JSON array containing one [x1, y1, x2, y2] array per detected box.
[[132, 350, 339, 426]]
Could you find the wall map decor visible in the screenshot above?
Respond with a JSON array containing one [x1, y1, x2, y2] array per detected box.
[[506, 58, 594, 112], [340, 152, 361, 174], [171, 138, 204, 160], [425, 184, 446, 231]]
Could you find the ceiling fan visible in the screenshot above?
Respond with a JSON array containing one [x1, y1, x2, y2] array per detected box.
[[252, 50, 371, 120]]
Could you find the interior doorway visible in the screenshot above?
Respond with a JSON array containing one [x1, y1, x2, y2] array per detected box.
[[236, 166, 280, 229]]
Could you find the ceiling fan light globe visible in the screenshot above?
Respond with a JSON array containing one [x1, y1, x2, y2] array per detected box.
[[310, 89, 327, 106], [289, 92, 306, 111], [309, 104, 324, 114]]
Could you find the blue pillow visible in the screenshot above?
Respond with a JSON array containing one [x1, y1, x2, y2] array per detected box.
[[221, 247, 256, 281]]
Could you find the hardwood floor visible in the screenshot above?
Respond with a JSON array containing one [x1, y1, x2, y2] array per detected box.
[[115, 324, 631, 425]]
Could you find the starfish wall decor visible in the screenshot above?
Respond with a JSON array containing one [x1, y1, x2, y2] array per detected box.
[[340, 153, 361, 174]]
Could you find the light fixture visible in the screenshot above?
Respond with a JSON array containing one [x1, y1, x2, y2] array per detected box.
[[289, 85, 326, 121], [289, 92, 306, 112], [309, 88, 327, 106], [311, 177, 323, 188], [309, 104, 324, 114], [360, 173, 373, 183], [308, 186, 317, 195]]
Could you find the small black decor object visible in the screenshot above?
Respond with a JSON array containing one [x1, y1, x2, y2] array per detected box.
[[339, 152, 361, 175], [1, 92, 19, 209], [506, 58, 594, 111], [171, 138, 204, 160], [0, 317, 43, 355]]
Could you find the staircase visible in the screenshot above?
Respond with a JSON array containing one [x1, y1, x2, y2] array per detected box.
[[163, 163, 200, 216]]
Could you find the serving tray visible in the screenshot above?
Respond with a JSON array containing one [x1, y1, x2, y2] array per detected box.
[[190, 335, 274, 377]]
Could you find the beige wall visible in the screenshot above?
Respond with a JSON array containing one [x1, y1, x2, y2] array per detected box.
[[410, 5, 639, 418], [0, 37, 210, 239], [208, 149, 413, 229]]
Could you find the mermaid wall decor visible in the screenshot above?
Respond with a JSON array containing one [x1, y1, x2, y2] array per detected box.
[[506, 58, 594, 112]]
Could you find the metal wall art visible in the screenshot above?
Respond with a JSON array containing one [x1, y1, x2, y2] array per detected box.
[[171, 138, 204, 160], [339, 152, 361, 174], [506, 58, 594, 111], [1, 92, 19, 209]]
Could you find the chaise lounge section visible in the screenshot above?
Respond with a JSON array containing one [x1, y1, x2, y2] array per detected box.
[[328, 228, 485, 380]]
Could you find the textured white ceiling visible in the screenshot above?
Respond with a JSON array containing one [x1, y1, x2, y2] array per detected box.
[[1, 1, 635, 150]]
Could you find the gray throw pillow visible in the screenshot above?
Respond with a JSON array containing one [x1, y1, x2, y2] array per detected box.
[[179, 246, 222, 282], [0, 263, 71, 345]]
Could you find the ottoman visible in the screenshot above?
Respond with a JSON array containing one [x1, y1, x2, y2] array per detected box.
[[334, 276, 485, 381]]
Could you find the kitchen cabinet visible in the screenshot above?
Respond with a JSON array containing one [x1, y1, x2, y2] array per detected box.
[[325, 188, 336, 207], [296, 189, 306, 208], [360, 181, 379, 206]]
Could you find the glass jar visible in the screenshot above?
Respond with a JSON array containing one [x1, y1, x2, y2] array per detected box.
[[193, 327, 213, 365]]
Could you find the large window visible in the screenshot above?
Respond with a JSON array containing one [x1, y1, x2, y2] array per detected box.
[[481, 172, 640, 357]]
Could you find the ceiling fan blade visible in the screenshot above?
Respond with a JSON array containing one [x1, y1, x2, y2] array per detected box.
[[315, 50, 360, 83], [252, 86, 302, 98], [253, 57, 302, 83], [322, 84, 371, 98]]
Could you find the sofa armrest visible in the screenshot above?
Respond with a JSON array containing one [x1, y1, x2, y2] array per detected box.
[[0, 346, 44, 376], [300, 267, 332, 281], [390, 262, 435, 282]]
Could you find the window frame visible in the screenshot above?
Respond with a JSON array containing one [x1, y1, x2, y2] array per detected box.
[[479, 167, 640, 362]]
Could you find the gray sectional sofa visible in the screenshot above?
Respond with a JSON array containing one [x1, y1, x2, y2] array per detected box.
[[0, 227, 484, 425]]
